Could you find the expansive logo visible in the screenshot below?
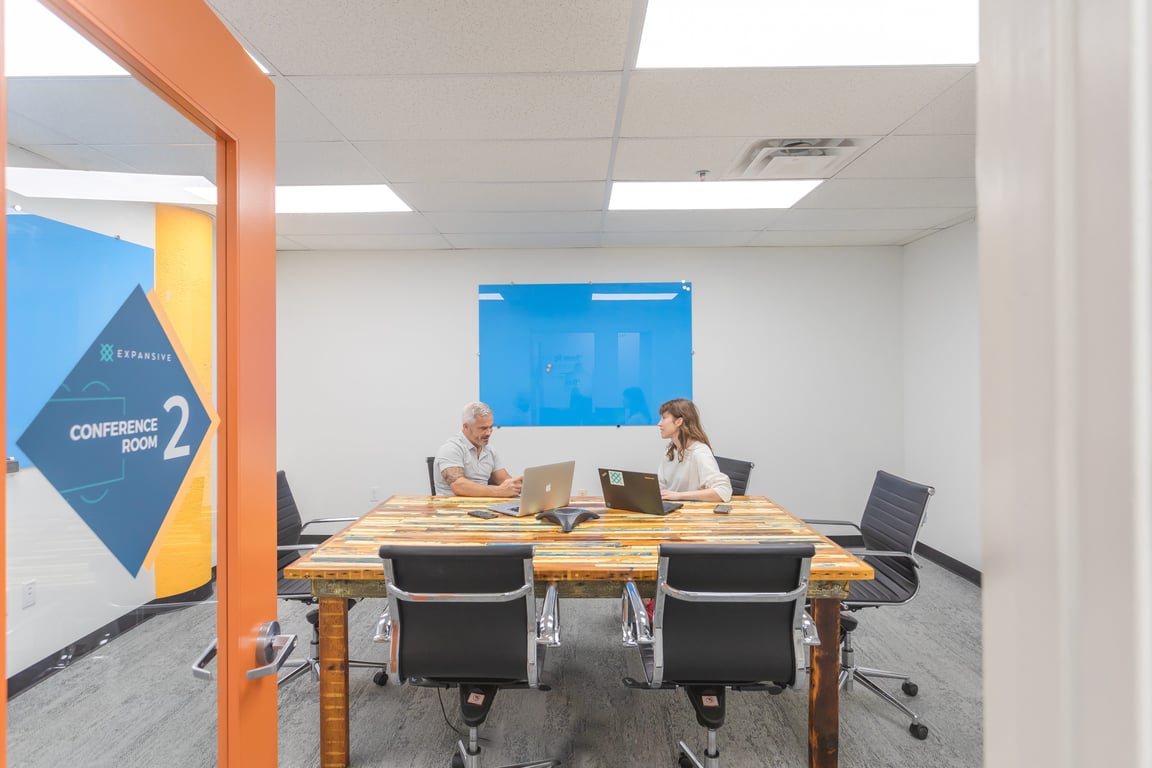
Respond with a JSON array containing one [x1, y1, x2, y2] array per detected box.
[[17, 285, 214, 575]]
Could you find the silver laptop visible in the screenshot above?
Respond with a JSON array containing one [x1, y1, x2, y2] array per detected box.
[[598, 468, 683, 515], [488, 460, 576, 516]]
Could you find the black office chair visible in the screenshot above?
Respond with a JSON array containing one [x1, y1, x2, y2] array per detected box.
[[378, 544, 561, 768], [426, 456, 438, 495], [712, 456, 754, 496], [804, 470, 935, 739], [276, 470, 386, 686], [620, 543, 819, 768]]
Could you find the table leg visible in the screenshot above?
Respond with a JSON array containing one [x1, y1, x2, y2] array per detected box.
[[809, 597, 840, 768], [318, 597, 350, 768]]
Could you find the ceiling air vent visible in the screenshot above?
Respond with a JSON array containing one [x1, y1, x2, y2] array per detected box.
[[727, 138, 868, 179]]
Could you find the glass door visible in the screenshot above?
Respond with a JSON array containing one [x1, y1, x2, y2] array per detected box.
[[2, 1, 277, 765]]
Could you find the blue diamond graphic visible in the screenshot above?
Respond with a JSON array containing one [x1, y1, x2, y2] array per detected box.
[[17, 285, 212, 575]]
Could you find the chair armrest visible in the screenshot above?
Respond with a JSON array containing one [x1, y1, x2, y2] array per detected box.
[[620, 581, 652, 647], [299, 517, 358, 531], [802, 518, 862, 532], [536, 582, 561, 647], [277, 544, 317, 552], [847, 548, 922, 567], [799, 611, 821, 646]]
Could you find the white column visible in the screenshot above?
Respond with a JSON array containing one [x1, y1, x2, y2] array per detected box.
[[980, 1, 1152, 767]]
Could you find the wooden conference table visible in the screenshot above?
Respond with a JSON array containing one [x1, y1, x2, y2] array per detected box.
[[284, 495, 873, 768]]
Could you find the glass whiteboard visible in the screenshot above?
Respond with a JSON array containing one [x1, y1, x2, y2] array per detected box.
[[479, 282, 692, 427]]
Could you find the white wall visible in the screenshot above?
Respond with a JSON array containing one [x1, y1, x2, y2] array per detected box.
[[276, 245, 906, 528], [7, 470, 157, 674], [903, 220, 981, 569]]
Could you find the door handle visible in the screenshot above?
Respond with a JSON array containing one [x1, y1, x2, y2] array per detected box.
[[246, 621, 298, 679], [192, 639, 218, 681]]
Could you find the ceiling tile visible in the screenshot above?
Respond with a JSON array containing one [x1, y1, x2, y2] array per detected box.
[[19, 144, 136, 173], [289, 73, 621, 141], [796, 179, 976, 209], [276, 212, 438, 236], [603, 210, 784, 231], [613, 137, 765, 181], [93, 143, 217, 178], [443, 231, 602, 249], [207, 0, 632, 76], [355, 139, 613, 183], [601, 230, 755, 247], [273, 81, 345, 142], [7, 78, 210, 144], [276, 142, 386, 185], [749, 229, 924, 246], [6, 109, 80, 145], [276, 235, 308, 251], [426, 211, 603, 234], [393, 182, 606, 212], [837, 135, 975, 179], [6, 145, 64, 169], [284, 233, 453, 250], [895, 71, 976, 135], [775, 207, 976, 230], [622, 67, 973, 138]]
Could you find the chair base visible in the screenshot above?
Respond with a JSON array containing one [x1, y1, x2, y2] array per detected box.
[[278, 655, 386, 687], [451, 735, 560, 768], [839, 630, 928, 739], [676, 734, 720, 768], [278, 609, 387, 687]]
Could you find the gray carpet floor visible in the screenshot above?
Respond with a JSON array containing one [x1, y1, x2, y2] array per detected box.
[[7, 561, 982, 767]]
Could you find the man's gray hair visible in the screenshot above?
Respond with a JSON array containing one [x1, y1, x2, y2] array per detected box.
[[461, 401, 493, 425]]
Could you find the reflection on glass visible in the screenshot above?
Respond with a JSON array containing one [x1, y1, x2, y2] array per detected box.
[[5, 2, 220, 764]]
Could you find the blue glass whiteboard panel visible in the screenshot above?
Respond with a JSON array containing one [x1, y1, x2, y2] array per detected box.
[[479, 282, 692, 427]]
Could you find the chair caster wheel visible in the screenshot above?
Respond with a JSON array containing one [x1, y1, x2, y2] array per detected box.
[[678, 752, 693, 768], [373, 670, 388, 686], [909, 722, 929, 740], [901, 680, 918, 697], [451, 753, 465, 768]]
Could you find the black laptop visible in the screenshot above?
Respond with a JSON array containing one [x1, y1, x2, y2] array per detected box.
[[597, 468, 683, 515]]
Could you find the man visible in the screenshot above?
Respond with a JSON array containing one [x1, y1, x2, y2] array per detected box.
[[433, 402, 523, 497]]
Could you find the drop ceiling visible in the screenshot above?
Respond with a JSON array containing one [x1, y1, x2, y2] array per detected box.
[[5, 0, 976, 251]]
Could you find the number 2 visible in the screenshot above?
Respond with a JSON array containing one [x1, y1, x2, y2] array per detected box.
[[163, 395, 191, 460]]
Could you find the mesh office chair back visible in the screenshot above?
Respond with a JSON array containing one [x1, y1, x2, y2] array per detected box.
[[659, 542, 812, 686], [383, 545, 534, 682], [847, 470, 933, 606], [713, 456, 754, 496]]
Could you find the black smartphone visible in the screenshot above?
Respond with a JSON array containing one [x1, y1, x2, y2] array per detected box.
[[713, 504, 732, 514], [468, 508, 499, 519]]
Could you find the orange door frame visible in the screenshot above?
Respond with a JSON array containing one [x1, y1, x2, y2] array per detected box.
[[0, 1, 277, 765]]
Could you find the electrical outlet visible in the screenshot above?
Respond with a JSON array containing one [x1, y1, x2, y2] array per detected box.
[[369, 486, 380, 502], [21, 580, 35, 609]]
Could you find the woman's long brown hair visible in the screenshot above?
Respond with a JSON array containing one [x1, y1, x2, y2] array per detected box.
[[660, 398, 712, 462]]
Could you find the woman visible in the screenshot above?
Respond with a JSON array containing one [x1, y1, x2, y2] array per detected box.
[[656, 398, 733, 503]]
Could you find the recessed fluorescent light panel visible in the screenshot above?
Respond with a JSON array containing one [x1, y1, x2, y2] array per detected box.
[[275, 185, 411, 214], [4, 0, 128, 76], [609, 180, 821, 210], [638, 0, 978, 68], [6, 167, 215, 205], [6, 170, 411, 215]]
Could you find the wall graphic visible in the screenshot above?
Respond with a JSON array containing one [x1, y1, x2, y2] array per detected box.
[[16, 285, 215, 575]]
